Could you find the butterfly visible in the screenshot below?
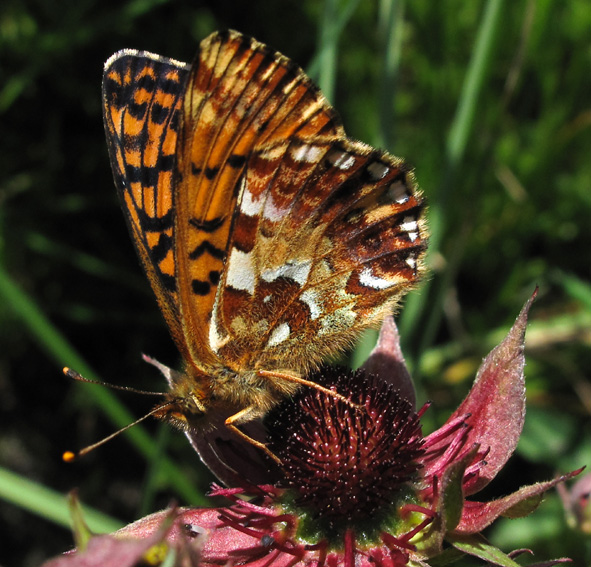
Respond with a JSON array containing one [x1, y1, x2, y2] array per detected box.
[[101, 30, 427, 461]]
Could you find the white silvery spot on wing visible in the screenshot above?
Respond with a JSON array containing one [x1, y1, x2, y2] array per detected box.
[[327, 148, 356, 170], [262, 260, 311, 286], [226, 248, 256, 294], [359, 267, 396, 290], [367, 161, 389, 180], [301, 289, 322, 320], [388, 181, 410, 204], [291, 143, 324, 163], [267, 322, 291, 347]]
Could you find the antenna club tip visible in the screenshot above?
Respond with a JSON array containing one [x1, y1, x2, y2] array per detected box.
[[62, 451, 76, 463], [63, 367, 72, 376]]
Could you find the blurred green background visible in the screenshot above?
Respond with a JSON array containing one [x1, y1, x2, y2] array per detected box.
[[1, 0, 589, 565]]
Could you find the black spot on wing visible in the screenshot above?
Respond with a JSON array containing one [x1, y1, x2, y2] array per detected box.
[[138, 208, 173, 232], [258, 118, 270, 133], [161, 77, 182, 95], [125, 164, 158, 187], [189, 241, 225, 260], [136, 73, 156, 92], [125, 164, 143, 183], [151, 102, 168, 124], [209, 270, 220, 285], [191, 279, 210, 296], [205, 166, 220, 180], [123, 153, 174, 188], [189, 216, 224, 232], [227, 153, 247, 168], [128, 100, 148, 120], [160, 273, 176, 292], [157, 153, 175, 172], [150, 233, 173, 264]]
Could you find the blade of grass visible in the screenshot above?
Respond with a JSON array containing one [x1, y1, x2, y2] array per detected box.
[[0, 465, 123, 533], [0, 265, 207, 507], [309, 0, 361, 101], [399, 0, 506, 355], [317, 0, 339, 100], [376, 0, 405, 150], [446, 0, 505, 174]]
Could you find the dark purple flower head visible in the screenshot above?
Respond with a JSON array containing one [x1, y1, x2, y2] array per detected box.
[[267, 368, 425, 537]]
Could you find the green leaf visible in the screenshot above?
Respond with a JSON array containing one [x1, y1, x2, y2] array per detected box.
[[438, 450, 472, 532], [448, 532, 524, 567], [556, 271, 591, 312], [68, 491, 94, 551]]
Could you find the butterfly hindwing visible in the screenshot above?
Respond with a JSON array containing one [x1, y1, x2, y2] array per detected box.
[[211, 137, 426, 374]]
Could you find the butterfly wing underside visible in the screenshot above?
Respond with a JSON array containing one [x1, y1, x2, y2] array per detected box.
[[211, 138, 426, 375], [102, 49, 190, 357], [102, 31, 427, 478]]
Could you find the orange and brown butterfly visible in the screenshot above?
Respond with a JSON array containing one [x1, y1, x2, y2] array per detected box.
[[99, 30, 427, 462]]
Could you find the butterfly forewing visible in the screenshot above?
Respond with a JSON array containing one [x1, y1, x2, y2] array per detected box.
[[102, 50, 190, 355], [174, 31, 345, 368]]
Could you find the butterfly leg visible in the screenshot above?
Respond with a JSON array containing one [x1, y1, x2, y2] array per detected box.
[[225, 406, 282, 465], [258, 370, 360, 409]]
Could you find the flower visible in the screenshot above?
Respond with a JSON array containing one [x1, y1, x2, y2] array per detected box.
[[46, 292, 581, 566]]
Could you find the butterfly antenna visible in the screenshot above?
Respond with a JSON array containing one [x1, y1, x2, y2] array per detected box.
[[62, 401, 174, 462], [63, 367, 165, 396]]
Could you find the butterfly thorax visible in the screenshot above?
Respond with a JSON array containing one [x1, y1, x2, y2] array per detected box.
[[156, 363, 301, 433]]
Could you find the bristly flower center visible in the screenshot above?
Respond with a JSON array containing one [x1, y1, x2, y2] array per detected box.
[[267, 368, 425, 538]]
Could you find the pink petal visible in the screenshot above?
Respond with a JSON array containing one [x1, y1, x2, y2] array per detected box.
[[115, 507, 300, 566], [115, 507, 228, 543], [441, 291, 536, 496], [361, 315, 416, 409], [454, 468, 583, 534]]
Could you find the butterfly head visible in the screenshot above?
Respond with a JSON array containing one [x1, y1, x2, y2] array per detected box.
[[152, 371, 213, 432]]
